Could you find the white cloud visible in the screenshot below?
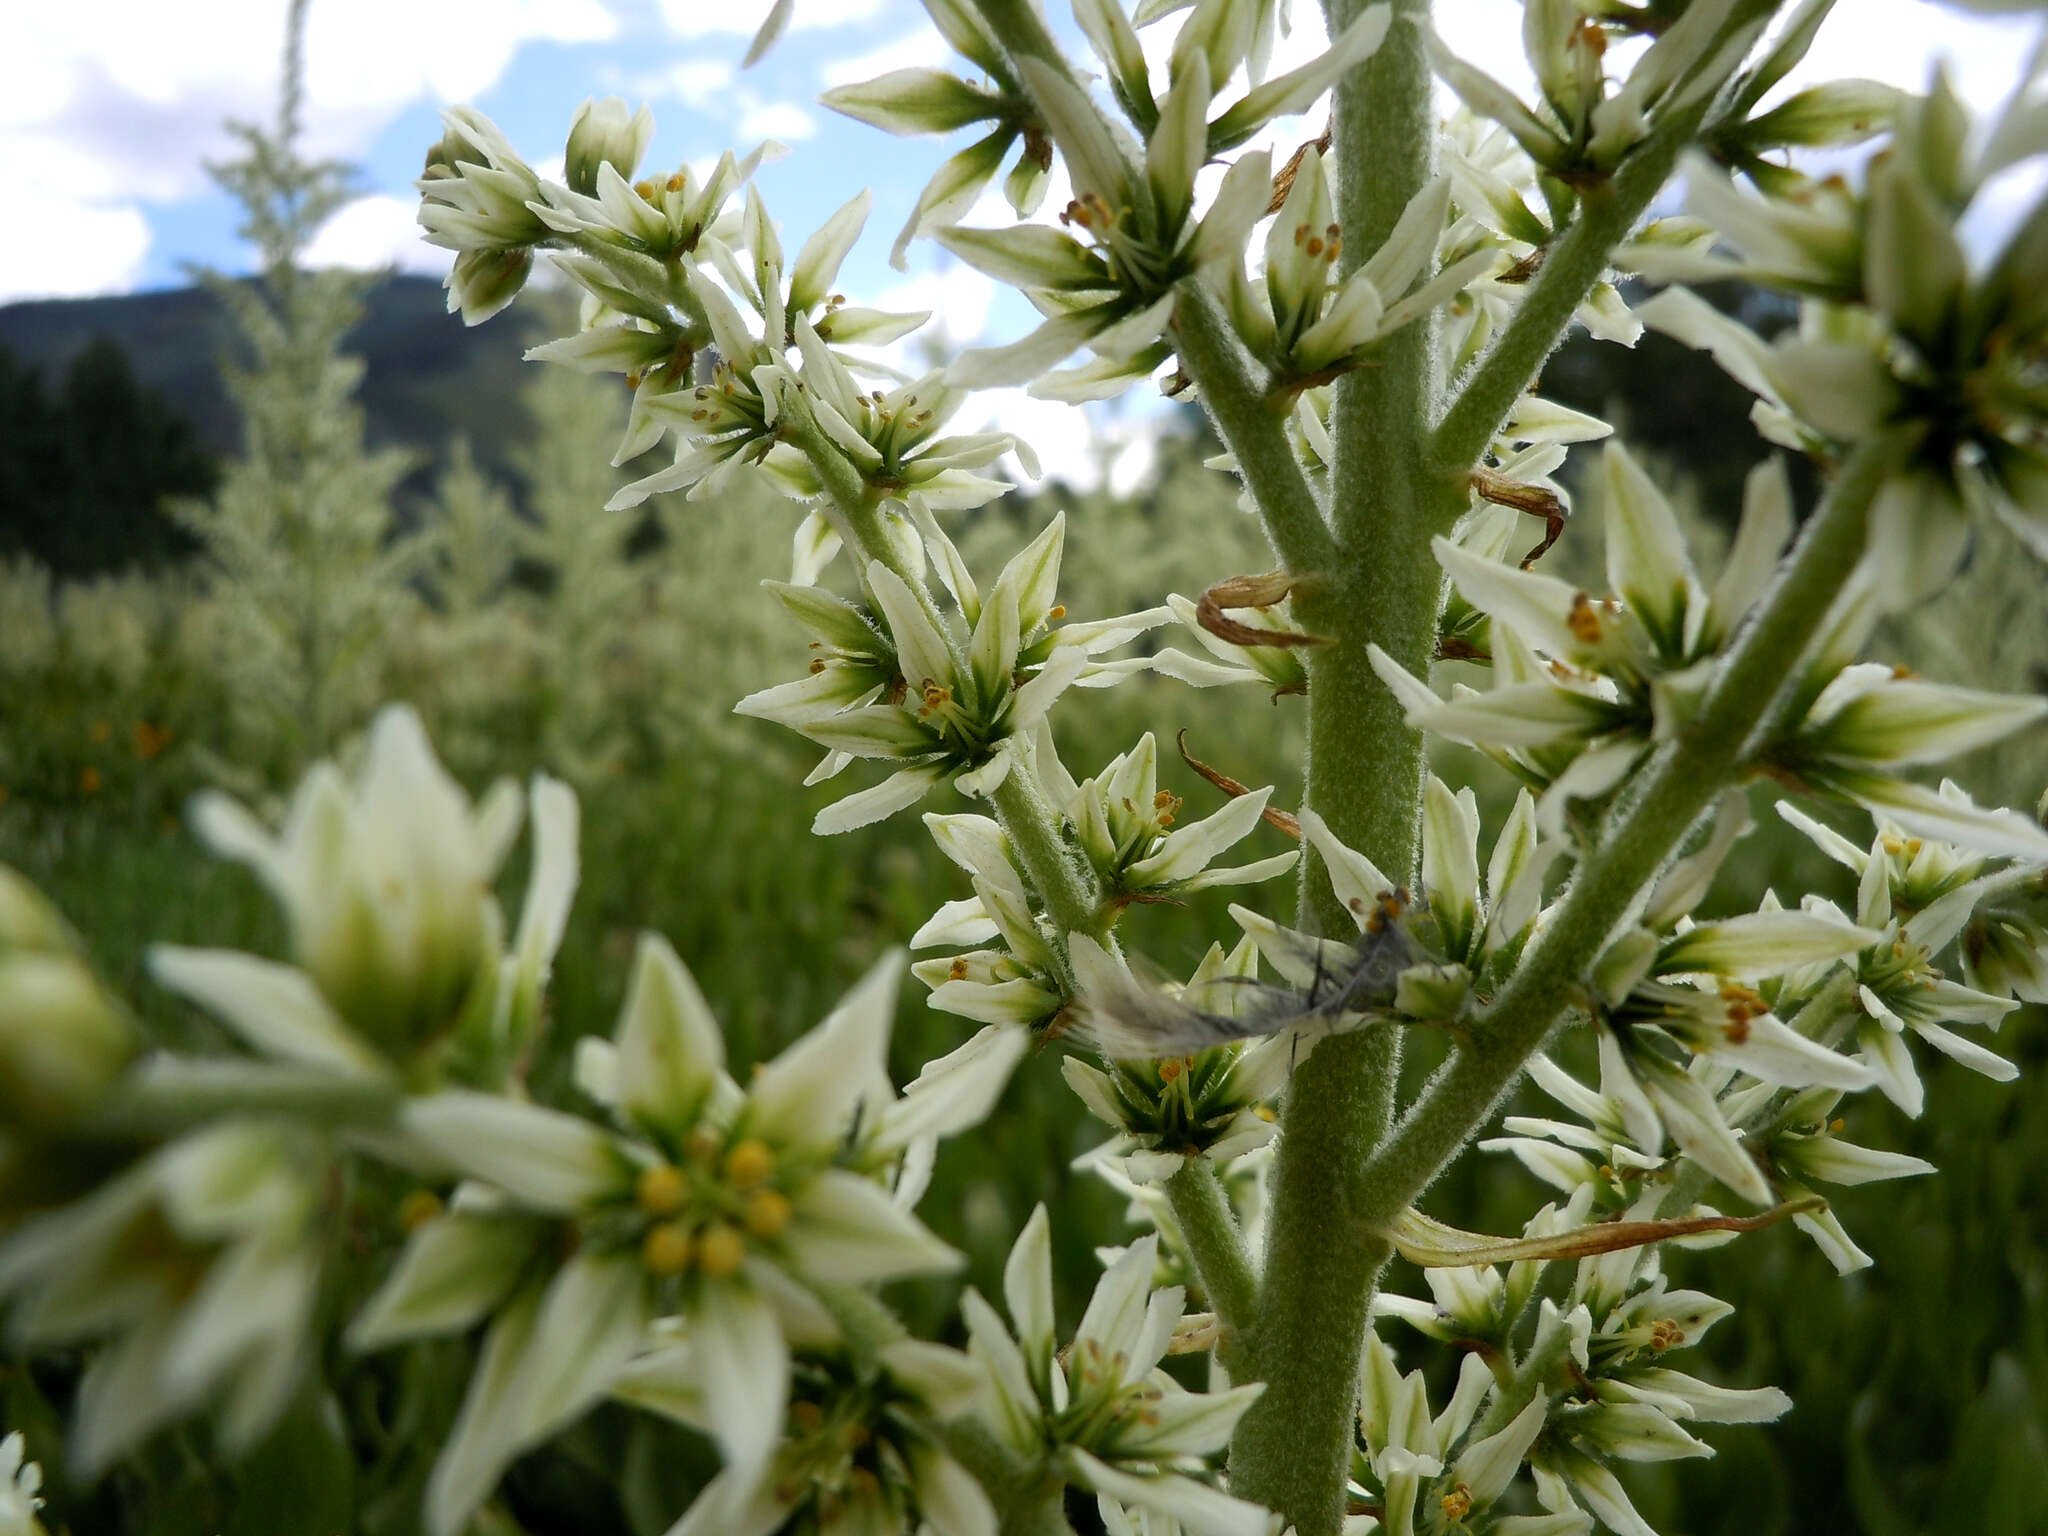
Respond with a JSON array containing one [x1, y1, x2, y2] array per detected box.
[[872, 263, 995, 351], [819, 29, 952, 89], [305, 195, 452, 275], [651, 58, 737, 106], [0, 0, 616, 297], [0, 194, 151, 301], [656, 0, 884, 38], [738, 100, 817, 141]]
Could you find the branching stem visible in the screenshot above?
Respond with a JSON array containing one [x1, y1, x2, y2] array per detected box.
[[1352, 429, 1913, 1235]]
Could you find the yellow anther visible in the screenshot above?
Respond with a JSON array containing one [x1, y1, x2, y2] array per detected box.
[[1159, 1059, 1184, 1083], [1048, 604, 1066, 620], [949, 957, 970, 981], [636, 1162, 688, 1216], [745, 1189, 793, 1241], [1305, 236, 1324, 257], [838, 1421, 871, 1452], [724, 1138, 776, 1190], [398, 1189, 443, 1233], [1648, 1318, 1685, 1351], [633, 178, 656, 200], [1567, 592, 1603, 644], [1441, 1485, 1473, 1521], [666, 172, 686, 193], [698, 1222, 747, 1278], [641, 1220, 695, 1275]]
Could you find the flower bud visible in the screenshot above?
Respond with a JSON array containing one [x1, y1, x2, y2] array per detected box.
[[448, 247, 534, 327], [0, 865, 77, 954], [190, 705, 522, 1058], [564, 96, 654, 198], [0, 952, 135, 1129]]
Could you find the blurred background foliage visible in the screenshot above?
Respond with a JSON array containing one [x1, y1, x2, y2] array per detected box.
[[2, 246, 2045, 1534]]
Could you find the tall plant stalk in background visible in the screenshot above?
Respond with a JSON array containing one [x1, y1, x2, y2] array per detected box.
[[173, 0, 417, 774], [6, 3, 2048, 1536]]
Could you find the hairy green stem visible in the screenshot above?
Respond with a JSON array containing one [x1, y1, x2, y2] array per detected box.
[[1225, 8, 1443, 1532], [1352, 429, 1911, 1235], [1163, 1158, 1258, 1352], [991, 754, 1104, 947], [1171, 289, 1336, 573]]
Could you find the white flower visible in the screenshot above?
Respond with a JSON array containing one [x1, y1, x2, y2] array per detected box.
[[1066, 734, 1298, 902], [562, 95, 654, 198], [911, 812, 1068, 1029], [963, 1208, 1279, 1536], [377, 950, 970, 1536], [1371, 449, 1796, 830], [1064, 935, 1287, 1179], [652, 1332, 998, 1536], [0, 1123, 329, 1475], [1432, 1, 1768, 177], [739, 520, 1113, 834], [0, 907, 133, 1130], [173, 704, 532, 1058]]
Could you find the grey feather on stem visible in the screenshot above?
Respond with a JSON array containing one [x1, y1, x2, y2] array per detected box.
[[1075, 894, 1425, 1060]]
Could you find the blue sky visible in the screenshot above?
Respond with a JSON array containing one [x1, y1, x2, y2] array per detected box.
[[6, 0, 2043, 484]]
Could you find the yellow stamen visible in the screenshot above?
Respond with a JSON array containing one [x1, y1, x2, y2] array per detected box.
[[745, 1189, 792, 1240], [636, 1162, 688, 1216], [641, 1221, 695, 1275], [698, 1222, 746, 1278], [724, 1138, 776, 1190]]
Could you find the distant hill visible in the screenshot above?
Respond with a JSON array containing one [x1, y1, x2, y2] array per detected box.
[[0, 274, 563, 500], [0, 271, 1788, 575]]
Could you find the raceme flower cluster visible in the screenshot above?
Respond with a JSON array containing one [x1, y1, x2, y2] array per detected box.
[[10, 5, 2048, 1536]]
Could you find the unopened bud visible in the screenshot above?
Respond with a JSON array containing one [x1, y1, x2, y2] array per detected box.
[[0, 952, 135, 1129], [565, 96, 655, 198]]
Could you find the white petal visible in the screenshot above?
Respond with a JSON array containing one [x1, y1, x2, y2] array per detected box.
[[147, 947, 389, 1079], [403, 1093, 634, 1213], [747, 952, 902, 1150], [781, 1168, 961, 1283], [615, 933, 730, 1138], [1063, 1450, 1282, 1536], [693, 1276, 792, 1473]]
